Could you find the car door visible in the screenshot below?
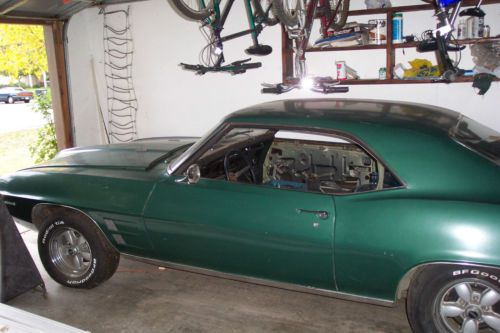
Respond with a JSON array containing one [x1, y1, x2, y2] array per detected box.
[[143, 177, 335, 290]]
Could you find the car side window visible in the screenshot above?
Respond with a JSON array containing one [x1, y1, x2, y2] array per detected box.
[[195, 127, 401, 194]]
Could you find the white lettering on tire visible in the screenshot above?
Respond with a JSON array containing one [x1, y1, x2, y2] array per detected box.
[[453, 269, 500, 285], [41, 220, 65, 245]]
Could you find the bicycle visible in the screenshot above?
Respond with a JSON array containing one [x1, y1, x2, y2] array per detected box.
[[272, 0, 350, 78], [418, 0, 485, 81], [170, 0, 278, 74]]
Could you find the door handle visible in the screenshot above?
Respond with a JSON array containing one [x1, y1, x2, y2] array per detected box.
[[296, 209, 329, 220]]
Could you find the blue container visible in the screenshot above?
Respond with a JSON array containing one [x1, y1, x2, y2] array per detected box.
[[437, 0, 461, 7], [392, 13, 403, 42]]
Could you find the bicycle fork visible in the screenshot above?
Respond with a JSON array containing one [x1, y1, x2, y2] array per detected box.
[[291, 0, 320, 78]]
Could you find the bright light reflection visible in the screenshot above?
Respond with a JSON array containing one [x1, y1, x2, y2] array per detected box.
[[300, 77, 314, 90], [452, 226, 488, 251]]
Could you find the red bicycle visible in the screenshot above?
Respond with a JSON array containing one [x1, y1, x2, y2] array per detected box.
[[273, 0, 350, 78]]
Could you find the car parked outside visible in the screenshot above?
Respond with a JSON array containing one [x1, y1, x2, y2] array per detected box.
[[0, 87, 34, 104], [1, 99, 499, 333]]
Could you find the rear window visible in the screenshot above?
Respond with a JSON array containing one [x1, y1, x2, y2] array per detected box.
[[450, 115, 500, 165]]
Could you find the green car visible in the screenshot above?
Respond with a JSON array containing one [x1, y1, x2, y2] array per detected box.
[[1, 99, 499, 333]]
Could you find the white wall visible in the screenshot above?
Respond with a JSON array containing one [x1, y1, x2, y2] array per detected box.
[[66, 0, 500, 146]]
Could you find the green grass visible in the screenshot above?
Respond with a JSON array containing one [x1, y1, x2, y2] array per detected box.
[[0, 129, 38, 176]]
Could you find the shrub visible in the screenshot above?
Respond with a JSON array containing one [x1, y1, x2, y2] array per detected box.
[[29, 91, 58, 163]]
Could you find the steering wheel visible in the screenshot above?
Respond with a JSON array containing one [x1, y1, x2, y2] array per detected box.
[[223, 150, 256, 184]]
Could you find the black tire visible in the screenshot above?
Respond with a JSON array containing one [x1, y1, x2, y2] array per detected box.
[[252, 0, 279, 26], [37, 209, 120, 289], [407, 264, 500, 333], [169, 0, 212, 21], [327, 0, 349, 31], [24, 99, 30, 103], [272, 0, 301, 28], [7, 96, 14, 104]]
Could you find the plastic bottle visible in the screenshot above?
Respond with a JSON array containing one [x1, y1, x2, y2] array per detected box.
[[457, 20, 466, 40], [392, 13, 403, 43]]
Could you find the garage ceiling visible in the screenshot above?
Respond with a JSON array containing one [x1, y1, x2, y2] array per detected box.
[[0, 0, 145, 20]]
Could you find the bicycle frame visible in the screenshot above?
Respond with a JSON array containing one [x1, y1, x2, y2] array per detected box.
[[202, 0, 266, 64]]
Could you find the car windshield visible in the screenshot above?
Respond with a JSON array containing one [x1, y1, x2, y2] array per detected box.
[[450, 115, 500, 165]]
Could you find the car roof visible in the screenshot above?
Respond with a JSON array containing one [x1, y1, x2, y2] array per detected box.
[[225, 99, 500, 201], [225, 99, 460, 137]]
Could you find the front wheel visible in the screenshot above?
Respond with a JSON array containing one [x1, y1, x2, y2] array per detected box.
[[407, 265, 500, 333], [37, 209, 120, 288], [169, 0, 212, 21], [7, 96, 14, 104], [272, 0, 302, 28], [326, 0, 349, 31]]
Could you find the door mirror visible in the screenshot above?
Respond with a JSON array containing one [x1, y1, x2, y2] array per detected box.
[[186, 164, 201, 184]]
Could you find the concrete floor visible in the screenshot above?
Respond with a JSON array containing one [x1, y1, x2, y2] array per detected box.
[[8, 224, 412, 333]]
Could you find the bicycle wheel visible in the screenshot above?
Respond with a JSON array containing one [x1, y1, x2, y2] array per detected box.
[[327, 0, 349, 30], [272, 0, 302, 28], [252, 0, 279, 26], [169, 0, 212, 21]]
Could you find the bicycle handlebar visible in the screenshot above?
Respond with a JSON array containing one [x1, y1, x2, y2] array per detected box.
[[180, 59, 261, 75], [261, 79, 349, 95]]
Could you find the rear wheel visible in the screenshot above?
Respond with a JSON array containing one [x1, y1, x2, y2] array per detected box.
[[272, 0, 302, 28], [169, 0, 212, 21], [407, 265, 500, 333], [37, 209, 120, 288]]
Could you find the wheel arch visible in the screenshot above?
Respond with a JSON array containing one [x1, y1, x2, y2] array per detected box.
[[395, 261, 500, 302], [31, 203, 118, 252]]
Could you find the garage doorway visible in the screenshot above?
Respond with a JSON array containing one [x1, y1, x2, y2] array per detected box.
[[0, 19, 73, 176]]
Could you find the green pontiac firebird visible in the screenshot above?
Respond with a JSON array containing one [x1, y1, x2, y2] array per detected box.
[[1, 99, 499, 332]]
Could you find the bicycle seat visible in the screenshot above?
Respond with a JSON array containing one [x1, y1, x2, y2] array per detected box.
[[245, 44, 272, 56], [417, 39, 465, 52], [459, 7, 485, 17]]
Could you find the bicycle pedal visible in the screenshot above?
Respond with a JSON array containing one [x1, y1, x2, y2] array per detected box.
[[245, 44, 272, 56]]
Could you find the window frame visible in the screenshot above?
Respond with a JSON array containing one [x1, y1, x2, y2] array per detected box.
[[170, 122, 407, 196]]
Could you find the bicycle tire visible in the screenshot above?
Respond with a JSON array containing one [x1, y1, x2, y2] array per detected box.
[[252, 0, 279, 26], [272, 0, 301, 28], [169, 0, 212, 21], [327, 0, 349, 31]]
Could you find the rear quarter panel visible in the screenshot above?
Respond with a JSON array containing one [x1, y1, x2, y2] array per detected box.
[[333, 190, 500, 301]]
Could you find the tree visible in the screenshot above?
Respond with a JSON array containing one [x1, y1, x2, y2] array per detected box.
[[0, 24, 48, 80]]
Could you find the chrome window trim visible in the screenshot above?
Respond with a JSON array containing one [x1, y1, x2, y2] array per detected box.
[[169, 121, 407, 195]]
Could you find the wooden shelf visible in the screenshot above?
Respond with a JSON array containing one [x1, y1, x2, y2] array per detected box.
[[307, 44, 387, 52], [347, 0, 500, 16], [282, 0, 500, 84], [393, 37, 500, 49], [283, 76, 494, 86]]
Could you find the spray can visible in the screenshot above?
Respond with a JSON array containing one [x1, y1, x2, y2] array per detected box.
[[336, 61, 347, 80], [392, 13, 403, 43]]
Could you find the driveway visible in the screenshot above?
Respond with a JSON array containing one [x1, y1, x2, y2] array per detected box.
[[0, 101, 46, 133]]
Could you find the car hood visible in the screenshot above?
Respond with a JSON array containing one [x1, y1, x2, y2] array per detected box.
[[27, 137, 198, 171]]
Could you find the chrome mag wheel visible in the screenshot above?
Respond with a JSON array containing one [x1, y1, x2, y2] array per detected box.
[[436, 279, 500, 333], [49, 226, 93, 278]]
